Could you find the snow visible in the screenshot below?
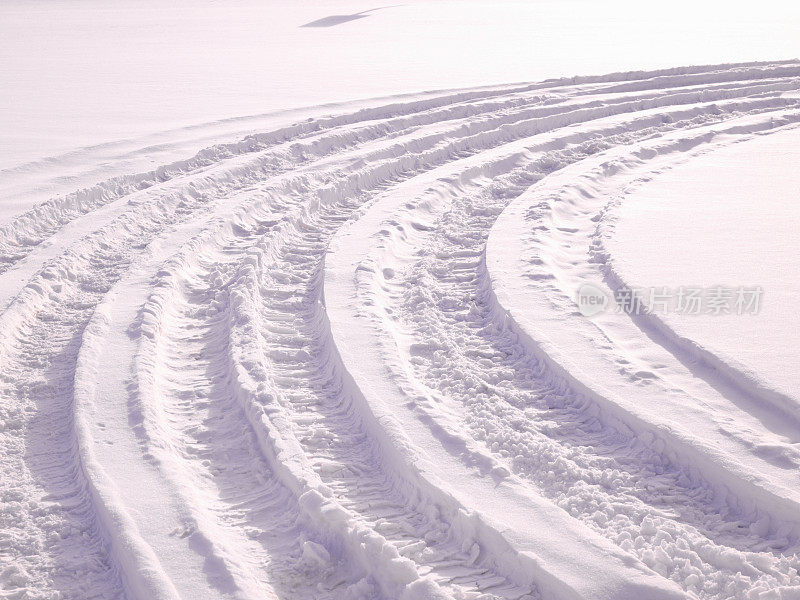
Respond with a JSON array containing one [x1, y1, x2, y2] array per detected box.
[[3, 2, 800, 600], [3, 0, 800, 170], [323, 141, 687, 600], [606, 128, 800, 417]]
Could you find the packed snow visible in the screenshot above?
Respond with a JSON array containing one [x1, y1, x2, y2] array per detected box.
[[2, 3, 800, 600]]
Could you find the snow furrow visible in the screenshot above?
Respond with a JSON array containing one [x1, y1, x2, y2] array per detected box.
[[325, 74, 800, 598], [0, 81, 553, 279], [3, 61, 800, 600], [217, 147, 553, 599]]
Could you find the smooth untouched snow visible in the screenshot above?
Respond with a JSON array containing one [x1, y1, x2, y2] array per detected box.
[[2, 22, 800, 600], [606, 128, 800, 413]]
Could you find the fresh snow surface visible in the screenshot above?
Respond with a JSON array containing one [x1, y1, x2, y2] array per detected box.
[[2, 8, 800, 600], [606, 128, 800, 423]]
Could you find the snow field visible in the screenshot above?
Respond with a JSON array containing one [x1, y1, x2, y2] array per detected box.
[[1, 61, 799, 600]]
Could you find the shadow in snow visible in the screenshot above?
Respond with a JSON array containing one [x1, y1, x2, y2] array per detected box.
[[300, 6, 399, 28]]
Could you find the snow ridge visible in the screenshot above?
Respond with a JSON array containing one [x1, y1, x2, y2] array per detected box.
[[1, 61, 799, 600]]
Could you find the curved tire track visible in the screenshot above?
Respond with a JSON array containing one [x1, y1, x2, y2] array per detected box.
[[1, 61, 799, 600]]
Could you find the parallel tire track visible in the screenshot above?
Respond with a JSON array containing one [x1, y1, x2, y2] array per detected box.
[[1, 61, 798, 600]]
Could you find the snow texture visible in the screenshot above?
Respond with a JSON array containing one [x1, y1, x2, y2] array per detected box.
[[2, 57, 800, 600]]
